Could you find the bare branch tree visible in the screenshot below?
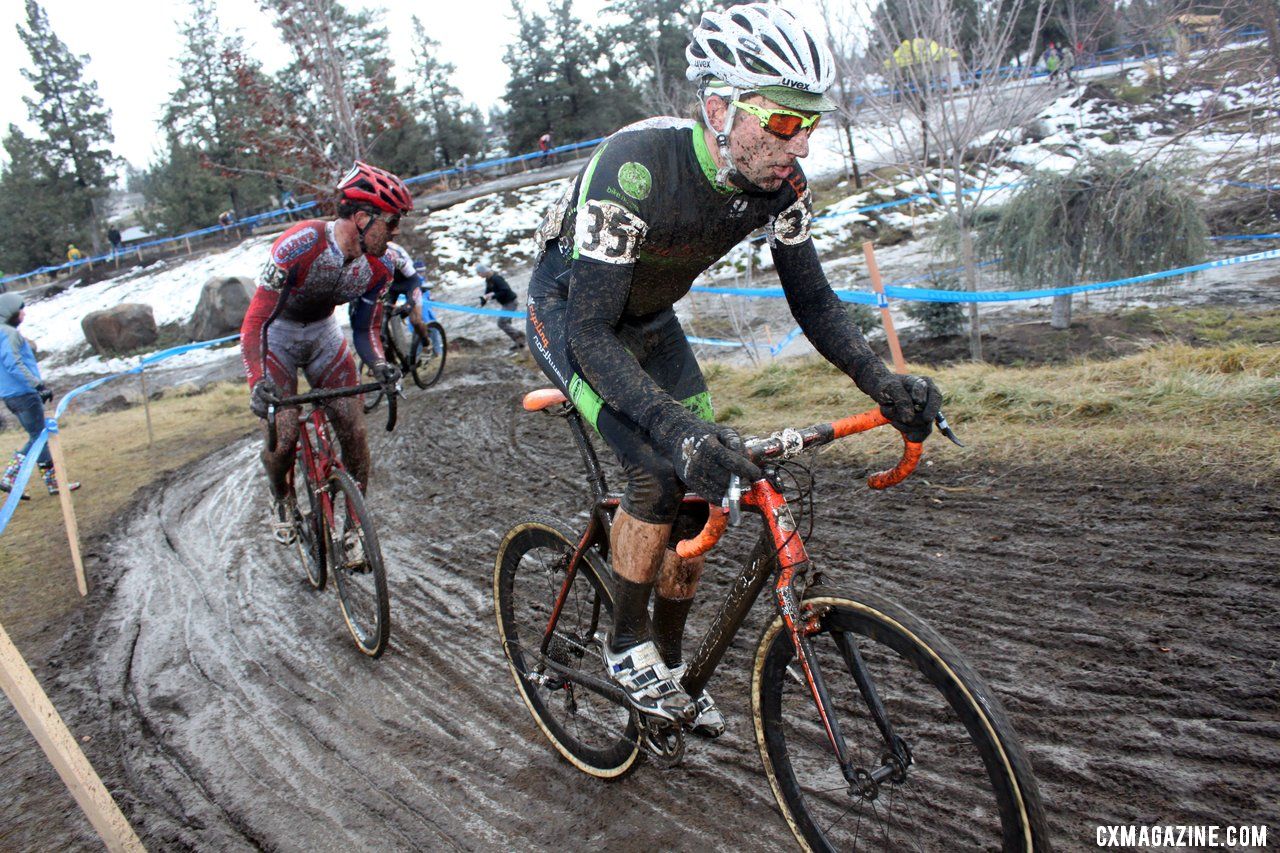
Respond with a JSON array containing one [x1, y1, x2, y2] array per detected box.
[[854, 0, 1050, 359]]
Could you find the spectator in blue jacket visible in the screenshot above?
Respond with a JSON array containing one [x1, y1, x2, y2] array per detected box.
[[0, 292, 79, 496]]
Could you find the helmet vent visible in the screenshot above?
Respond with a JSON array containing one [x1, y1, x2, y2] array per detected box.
[[760, 34, 797, 71], [730, 12, 753, 31], [742, 54, 779, 76], [710, 40, 736, 64]]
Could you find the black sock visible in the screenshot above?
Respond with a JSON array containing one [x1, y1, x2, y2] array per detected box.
[[609, 576, 654, 652], [652, 595, 694, 668]]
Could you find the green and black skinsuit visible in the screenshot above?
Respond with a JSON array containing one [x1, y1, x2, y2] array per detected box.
[[526, 117, 888, 523]]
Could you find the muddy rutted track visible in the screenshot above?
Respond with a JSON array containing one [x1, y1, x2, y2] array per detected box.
[[39, 355, 1280, 850]]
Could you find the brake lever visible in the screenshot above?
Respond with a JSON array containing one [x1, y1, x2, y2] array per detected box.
[[935, 410, 964, 447], [725, 475, 742, 527]]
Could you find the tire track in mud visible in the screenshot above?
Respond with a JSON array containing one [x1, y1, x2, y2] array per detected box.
[[42, 354, 1280, 850]]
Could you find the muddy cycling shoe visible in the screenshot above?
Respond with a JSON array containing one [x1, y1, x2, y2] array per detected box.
[[341, 528, 370, 573], [669, 663, 726, 738], [600, 638, 695, 724], [270, 500, 297, 546]]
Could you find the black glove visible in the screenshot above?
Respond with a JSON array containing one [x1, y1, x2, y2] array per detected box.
[[873, 373, 942, 443], [655, 415, 761, 505], [371, 361, 401, 385], [249, 379, 282, 419], [35, 384, 53, 404], [478, 295, 490, 307]]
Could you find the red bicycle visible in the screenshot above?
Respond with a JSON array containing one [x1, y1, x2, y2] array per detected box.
[[267, 381, 396, 657], [495, 389, 1050, 851]]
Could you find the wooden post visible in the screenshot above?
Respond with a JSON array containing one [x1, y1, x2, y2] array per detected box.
[[135, 247, 143, 263], [863, 241, 907, 373], [137, 364, 155, 448], [0, 621, 144, 851], [44, 423, 87, 597], [184, 237, 192, 255]]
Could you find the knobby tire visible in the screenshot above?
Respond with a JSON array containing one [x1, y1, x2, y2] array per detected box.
[[493, 515, 640, 779], [326, 469, 391, 658], [291, 449, 326, 589], [752, 585, 1051, 852]]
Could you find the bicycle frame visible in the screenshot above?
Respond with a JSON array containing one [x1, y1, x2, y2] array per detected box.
[[294, 406, 342, 531], [538, 402, 921, 784]]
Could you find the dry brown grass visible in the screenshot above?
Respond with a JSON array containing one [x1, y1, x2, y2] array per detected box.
[[0, 382, 254, 651], [705, 342, 1280, 481]]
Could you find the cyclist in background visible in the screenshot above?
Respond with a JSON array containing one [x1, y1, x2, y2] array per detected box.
[[368, 241, 436, 345], [240, 161, 412, 543], [525, 4, 942, 733]]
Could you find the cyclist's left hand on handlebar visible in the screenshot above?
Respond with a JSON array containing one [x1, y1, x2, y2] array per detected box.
[[250, 379, 282, 419], [874, 373, 942, 443], [371, 361, 401, 385]]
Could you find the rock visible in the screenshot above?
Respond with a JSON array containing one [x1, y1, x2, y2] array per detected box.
[[1021, 119, 1052, 143], [81, 303, 158, 356], [188, 276, 255, 341]]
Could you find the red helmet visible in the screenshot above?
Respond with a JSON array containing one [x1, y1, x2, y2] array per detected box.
[[336, 161, 414, 214]]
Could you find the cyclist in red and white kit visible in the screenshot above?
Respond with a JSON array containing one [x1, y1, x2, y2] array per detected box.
[[240, 161, 413, 541]]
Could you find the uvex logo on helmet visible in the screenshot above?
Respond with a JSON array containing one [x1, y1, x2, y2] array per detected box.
[[738, 36, 761, 52], [780, 78, 819, 91]]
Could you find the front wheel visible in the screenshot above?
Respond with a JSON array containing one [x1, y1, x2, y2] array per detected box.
[[410, 322, 447, 388], [752, 586, 1050, 852], [325, 469, 390, 657], [494, 516, 640, 779], [291, 448, 326, 589]]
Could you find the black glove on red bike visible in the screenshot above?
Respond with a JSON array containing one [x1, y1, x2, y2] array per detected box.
[[654, 414, 760, 505], [371, 361, 401, 385], [873, 373, 942, 443], [249, 379, 282, 419]]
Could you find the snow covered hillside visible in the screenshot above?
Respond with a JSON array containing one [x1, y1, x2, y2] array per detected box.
[[22, 62, 1278, 384]]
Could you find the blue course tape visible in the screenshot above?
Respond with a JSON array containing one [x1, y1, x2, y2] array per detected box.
[[422, 299, 526, 319], [0, 428, 49, 535], [1211, 233, 1280, 241]]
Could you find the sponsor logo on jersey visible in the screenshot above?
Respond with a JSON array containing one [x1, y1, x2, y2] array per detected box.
[[617, 162, 652, 201], [729, 197, 749, 217], [273, 228, 319, 264]]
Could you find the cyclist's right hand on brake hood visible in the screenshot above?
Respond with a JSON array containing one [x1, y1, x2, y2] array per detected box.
[[250, 379, 282, 419], [657, 415, 760, 505], [372, 361, 401, 385]]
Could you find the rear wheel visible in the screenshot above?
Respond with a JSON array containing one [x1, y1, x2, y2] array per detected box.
[[752, 586, 1050, 852], [494, 516, 640, 778], [291, 449, 326, 589], [326, 469, 390, 657], [410, 322, 447, 388]]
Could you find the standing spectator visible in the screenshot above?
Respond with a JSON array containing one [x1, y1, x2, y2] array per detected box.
[[1044, 42, 1062, 82], [66, 243, 84, 264], [0, 293, 79, 496], [1060, 43, 1077, 85], [106, 226, 123, 259], [218, 209, 235, 242], [538, 131, 553, 168], [275, 178, 297, 221], [475, 262, 526, 350]]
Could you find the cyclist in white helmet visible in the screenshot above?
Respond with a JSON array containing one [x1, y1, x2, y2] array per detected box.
[[525, 3, 942, 735]]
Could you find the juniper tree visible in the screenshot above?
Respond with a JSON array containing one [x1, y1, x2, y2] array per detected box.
[[0, 125, 84, 270], [503, 0, 641, 153], [602, 0, 699, 116], [16, 0, 120, 255], [982, 153, 1208, 329], [405, 19, 484, 169]]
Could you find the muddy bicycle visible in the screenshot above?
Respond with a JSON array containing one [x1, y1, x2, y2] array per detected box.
[[363, 292, 446, 413], [494, 388, 1050, 851], [268, 380, 396, 657]]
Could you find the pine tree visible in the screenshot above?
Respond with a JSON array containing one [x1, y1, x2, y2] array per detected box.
[[16, 0, 119, 254], [503, 0, 641, 153], [156, 0, 272, 222], [403, 18, 484, 169], [602, 0, 699, 115], [0, 125, 83, 271]]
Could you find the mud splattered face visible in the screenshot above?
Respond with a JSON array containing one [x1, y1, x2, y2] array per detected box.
[[358, 211, 400, 257], [725, 93, 816, 192]]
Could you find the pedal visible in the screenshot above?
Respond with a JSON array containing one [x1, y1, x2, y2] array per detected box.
[[638, 717, 686, 767]]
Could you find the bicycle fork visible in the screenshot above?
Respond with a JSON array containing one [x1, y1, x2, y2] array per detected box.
[[750, 480, 911, 797]]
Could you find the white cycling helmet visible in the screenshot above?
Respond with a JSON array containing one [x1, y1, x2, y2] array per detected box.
[[686, 4, 837, 112], [686, 4, 836, 188]]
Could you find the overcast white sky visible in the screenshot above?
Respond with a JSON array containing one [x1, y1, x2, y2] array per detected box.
[[1, 0, 826, 170]]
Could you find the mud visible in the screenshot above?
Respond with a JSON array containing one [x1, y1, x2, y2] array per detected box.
[[4, 354, 1277, 850]]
